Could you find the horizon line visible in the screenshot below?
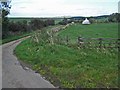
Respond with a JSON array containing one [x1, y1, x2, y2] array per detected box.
[[8, 13, 116, 18]]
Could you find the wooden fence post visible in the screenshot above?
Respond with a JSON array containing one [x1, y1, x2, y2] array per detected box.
[[66, 35, 69, 45], [109, 42, 112, 48], [103, 43, 106, 48], [98, 38, 103, 48], [78, 36, 84, 48]]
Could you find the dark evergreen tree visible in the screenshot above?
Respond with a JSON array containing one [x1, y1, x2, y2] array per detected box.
[[1, 0, 11, 38]]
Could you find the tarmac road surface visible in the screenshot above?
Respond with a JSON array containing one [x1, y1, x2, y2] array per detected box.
[[2, 38, 55, 88]]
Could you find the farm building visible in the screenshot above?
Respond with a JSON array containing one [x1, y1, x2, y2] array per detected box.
[[82, 18, 90, 25]]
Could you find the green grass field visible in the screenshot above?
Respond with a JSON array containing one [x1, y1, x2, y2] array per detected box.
[[58, 23, 118, 42], [15, 23, 118, 88]]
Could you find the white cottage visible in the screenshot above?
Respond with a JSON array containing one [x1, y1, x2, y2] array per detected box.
[[82, 18, 90, 25]]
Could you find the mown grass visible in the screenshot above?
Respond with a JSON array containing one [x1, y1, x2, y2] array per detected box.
[[58, 23, 118, 43], [15, 23, 118, 88]]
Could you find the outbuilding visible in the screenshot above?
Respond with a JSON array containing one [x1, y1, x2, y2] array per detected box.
[[82, 18, 90, 25]]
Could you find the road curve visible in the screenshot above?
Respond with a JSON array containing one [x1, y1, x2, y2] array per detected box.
[[2, 38, 55, 88]]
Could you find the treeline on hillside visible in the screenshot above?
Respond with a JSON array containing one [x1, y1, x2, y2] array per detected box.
[[2, 19, 55, 39], [108, 13, 120, 22], [58, 13, 120, 25]]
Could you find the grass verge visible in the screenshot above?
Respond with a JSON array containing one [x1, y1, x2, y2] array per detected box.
[[15, 38, 118, 88]]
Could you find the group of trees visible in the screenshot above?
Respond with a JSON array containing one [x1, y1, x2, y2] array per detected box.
[[58, 18, 75, 25], [108, 13, 120, 22], [8, 19, 55, 33], [8, 20, 28, 33], [1, 0, 55, 39], [30, 19, 55, 30], [4, 18, 55, 38]]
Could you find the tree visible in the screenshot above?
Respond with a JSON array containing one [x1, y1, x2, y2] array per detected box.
[[108, 13, 120, 22], [58, 18, 68, 25], [45, 19, 55, 26], [29, 19, 55, 30], [1, 0, 11, 38]]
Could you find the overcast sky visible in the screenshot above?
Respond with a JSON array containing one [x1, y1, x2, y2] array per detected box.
[[8, 0, 120, 17]]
